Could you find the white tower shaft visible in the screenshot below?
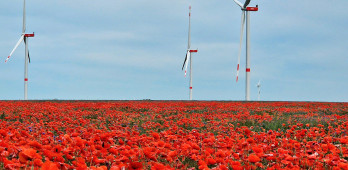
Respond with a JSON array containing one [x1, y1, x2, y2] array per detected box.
[[24, 37, 28, 100], [188, 6, 192, 100], [233, 1, 258, 101], [5, 0, 34, 100], [23, 0, 28, 100], [189, 53, 193, 100], [245, 11, 250, 101], [182, 6, 197, 100]]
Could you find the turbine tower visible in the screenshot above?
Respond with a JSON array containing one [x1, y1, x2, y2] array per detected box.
[[233, 0, 258, 101], [182, 6, 198, 100], [5, 0, 35, 100], [257, 80, 261, 101]]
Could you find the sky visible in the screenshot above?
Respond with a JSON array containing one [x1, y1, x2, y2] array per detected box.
[[0, 0, 347, 101]]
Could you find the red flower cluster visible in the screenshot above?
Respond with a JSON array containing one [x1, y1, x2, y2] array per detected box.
[[0, 101, 347, 169]]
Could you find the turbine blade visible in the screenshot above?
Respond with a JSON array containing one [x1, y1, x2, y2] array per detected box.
[[5, 35, 25, 63], [182, 52, 188, 70], [243, 0, 251, 9], [236, 11, 245, 82], [24, 38, 30, 63], [23, 0, 26, 33], [184, 51, 191, 77], [28, 51, 30, 63], [233, 0, 243, 8]]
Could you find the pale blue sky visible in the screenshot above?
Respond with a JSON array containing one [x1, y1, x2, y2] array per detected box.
[[0, 0, 347, 101]]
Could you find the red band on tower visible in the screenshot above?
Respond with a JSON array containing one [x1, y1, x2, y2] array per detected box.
[[246, 68, 251, 72], [24, 78, 28, 81], [190, 87, 192, 89], [189, 50, 198, 53]]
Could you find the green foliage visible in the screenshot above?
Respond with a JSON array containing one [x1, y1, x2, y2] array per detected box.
[[182, 158, 198, 169], [0, 112, 5, 120]]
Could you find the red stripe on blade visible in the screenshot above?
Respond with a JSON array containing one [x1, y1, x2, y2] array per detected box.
[[5, 56, 10, 63]]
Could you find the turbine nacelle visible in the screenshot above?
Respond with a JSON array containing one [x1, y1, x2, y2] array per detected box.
[[245, 6, 258, 11], [24, 33, 35, 37], [233, 0, 258, 11]]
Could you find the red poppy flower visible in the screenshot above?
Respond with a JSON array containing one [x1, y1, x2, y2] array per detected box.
[[42, 161, 59, 170], [248, 154, 261, 163]]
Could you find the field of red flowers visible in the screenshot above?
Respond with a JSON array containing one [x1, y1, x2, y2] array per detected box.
[[0, 101, 347, 170]]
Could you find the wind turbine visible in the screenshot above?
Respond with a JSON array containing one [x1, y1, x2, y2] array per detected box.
[[257, 80, 261, 101], [5, 0, 35, 100], [182, 6, 198, 100], [233, 0, 258, 101]]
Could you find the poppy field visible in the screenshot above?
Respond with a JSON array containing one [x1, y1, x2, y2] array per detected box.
[[0, 101, 347, 170]]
